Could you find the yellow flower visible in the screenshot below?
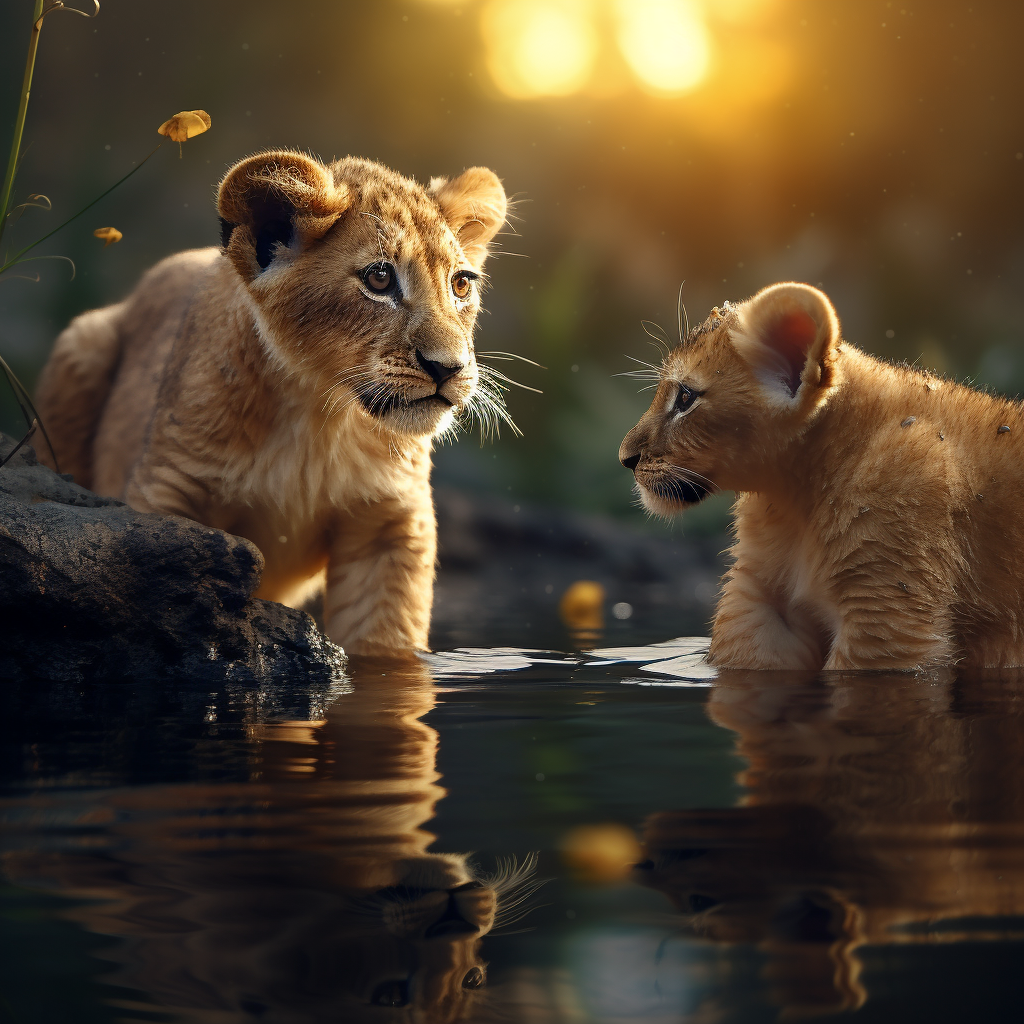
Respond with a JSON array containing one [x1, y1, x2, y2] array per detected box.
[[157, 110, 212, 142], [157, 110, 212, 158], [93, 226, 122, 247]]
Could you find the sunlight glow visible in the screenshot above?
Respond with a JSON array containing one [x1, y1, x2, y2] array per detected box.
[[703, 0, 778, 24], [614, 0, 712, 95], [481, 0, 599, 99]]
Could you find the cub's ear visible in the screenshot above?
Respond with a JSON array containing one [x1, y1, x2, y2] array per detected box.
[[430, 167, 507, 270], [217, 150, 351, 283], [730, 283, 841, 403]]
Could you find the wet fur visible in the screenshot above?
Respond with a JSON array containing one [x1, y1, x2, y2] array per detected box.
[[620, 282, 1024, 670], [35, 151, 508, 654]]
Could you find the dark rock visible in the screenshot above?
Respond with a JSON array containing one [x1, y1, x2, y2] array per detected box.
[[0, 435, 346, 684]]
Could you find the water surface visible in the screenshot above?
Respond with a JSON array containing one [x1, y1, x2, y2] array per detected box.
[[3, 644, 1023, 1023]]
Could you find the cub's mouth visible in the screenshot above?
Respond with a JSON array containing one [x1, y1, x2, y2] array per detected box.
[[632, 468, 713, 516], [650, 478, 710, 505], [357, 387, 455, 418]]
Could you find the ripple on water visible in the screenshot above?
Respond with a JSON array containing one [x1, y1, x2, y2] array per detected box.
[[419, 637, 717, 683]]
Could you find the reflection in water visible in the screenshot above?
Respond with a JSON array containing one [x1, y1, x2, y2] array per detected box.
[[635, 670, 1024, 1018], [1, 660, 530, 1023]]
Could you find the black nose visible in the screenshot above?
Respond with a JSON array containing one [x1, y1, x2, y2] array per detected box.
[[417, 350, 463, 385], [621, 452, 641, 471]]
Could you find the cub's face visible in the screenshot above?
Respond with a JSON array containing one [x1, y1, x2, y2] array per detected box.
[[619, 284, 842, 516], [218, 152, 507, 438], [358, 853, 499, 1020], [619, 307, 760, 517]]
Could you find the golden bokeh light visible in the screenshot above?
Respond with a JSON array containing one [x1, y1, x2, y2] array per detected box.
[[560, 823, 644, 883], [481, 0, 599, 99], [613, 0, 712, 95], [702, 0, 778, 25]]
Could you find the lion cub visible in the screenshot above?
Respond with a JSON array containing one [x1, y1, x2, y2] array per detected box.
[[620, 282, 1024, 670], [35, 150, 507, 654]]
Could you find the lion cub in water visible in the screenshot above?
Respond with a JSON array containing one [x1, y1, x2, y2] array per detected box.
[[620, 282, 1024, 670], [35, 150, 507, 654]]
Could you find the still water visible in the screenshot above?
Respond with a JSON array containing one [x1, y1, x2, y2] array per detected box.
[[2, 639, 1023, 1023]]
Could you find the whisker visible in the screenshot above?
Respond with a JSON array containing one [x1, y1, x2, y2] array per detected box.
[[479, 364, 543, 395], [667, 464, 721, 494], [625, 354, 662, 373], [614, 368, 662, 380], [677, 280, 690, 343], [478, 350, 546, 369], [462, 374, 522, 441], [319, 364, 376, 399], [641, 320, 671, 351], [359, 211, 390, 237]]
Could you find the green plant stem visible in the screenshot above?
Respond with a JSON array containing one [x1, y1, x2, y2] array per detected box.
[[0, 1, 46, 253], [0, 143, 162, 276]]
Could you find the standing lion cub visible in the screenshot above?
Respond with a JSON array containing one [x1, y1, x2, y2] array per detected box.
[[620, 282, 1024, 671], [35, 150, 507, 654]]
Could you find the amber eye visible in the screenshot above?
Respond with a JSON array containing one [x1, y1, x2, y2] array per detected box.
[[452, 271, 475, 300], [462, 966, 485, 990], [362, 262, 396, 294]]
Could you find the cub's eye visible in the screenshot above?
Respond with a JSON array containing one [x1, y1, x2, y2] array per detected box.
[[674, 384, 702, 414], [452, 271, 476, 300], [462, 966, 485, 990], [362, 262, 396, 294]]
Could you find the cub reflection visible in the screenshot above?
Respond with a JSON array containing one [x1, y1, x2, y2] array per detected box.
[[7, 660, 520, 1023], [636, 671, 1024, 1018]]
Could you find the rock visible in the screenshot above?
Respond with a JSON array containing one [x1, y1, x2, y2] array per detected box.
[[0, 435, 346, 684]]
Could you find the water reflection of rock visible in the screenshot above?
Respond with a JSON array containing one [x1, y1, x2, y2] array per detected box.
[[635, 671, 1024, 1018], [2, 661, 523, 1023]]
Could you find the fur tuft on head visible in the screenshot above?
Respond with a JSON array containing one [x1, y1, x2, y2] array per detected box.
[[729, 283, 841, 404]]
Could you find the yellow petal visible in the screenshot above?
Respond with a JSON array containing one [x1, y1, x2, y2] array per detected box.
[[93, 226, 122, 248], [157, 109, 212, 143]]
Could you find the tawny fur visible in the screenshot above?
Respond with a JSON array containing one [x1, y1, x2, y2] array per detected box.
[[620, 282, 1024, 670], [35, 150, 508, 654]]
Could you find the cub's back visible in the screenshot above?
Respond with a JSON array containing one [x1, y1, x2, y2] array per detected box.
[[36, 248, 222, 495], [92, 248, 227, 498]]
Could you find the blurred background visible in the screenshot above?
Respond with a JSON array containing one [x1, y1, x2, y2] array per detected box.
[[2, 0, 1023, 534]]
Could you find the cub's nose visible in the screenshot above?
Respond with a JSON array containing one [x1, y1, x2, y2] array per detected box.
[[416, 350, 463, 385], [621, 452, 642, 471]]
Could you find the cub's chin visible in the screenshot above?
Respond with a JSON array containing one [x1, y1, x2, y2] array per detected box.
[[636, 478, 711, 517], [384, 395, 459, 438]]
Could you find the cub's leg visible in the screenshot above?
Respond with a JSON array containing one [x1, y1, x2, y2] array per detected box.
[[123, 457, 214, 523], [710, 570, 824, 670], [323, 492, 436, 655], [33, 303, 126, 488], [822, 600, 954, 671]]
